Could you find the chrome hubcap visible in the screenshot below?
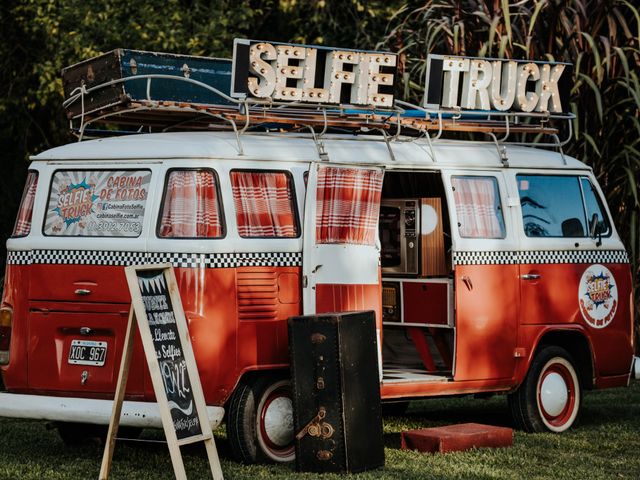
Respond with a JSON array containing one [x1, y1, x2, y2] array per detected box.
[[540, 372, 568, 417], [263, 396, 294, 447]]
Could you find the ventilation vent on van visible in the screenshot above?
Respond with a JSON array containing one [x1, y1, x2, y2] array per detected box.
[[237, 269, 278, 321]]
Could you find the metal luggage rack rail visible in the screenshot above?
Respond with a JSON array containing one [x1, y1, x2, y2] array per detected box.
[[63, 73, 575, 160]]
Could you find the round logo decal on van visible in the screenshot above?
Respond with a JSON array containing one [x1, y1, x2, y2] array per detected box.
[[578, 264, 617, 329]]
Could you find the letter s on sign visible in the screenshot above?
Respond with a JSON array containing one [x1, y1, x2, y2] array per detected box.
[[248, 43, 277, 98]]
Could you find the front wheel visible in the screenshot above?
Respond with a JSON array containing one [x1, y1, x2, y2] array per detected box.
[[508, 345, 582, 433], [226, 374, 295, 463]]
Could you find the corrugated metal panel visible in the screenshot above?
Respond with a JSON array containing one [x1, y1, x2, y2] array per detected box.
[[237, 269, 278, 320]]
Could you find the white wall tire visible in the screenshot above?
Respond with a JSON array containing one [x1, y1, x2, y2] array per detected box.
[[536, 357, 580, 432], [226, 374, 295, 464], [508, 346, 582, 433]]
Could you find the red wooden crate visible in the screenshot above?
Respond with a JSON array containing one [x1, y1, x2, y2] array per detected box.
[[400, 423, 513, 453]]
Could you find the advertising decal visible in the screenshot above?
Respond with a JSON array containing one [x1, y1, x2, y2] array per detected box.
[[44, 170, 151, 237], [578, 264, 618, 329]]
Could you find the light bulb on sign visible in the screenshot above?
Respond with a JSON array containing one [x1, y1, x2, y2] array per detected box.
[[461, 59, 491, 110], [490, 60, 516, 111], [324, 50, 359, 103], [441, 57, 470, 108], [535, 63, 565, 112], [362, 54, 396, 107], [248, 42, 276, 98], [514, 62, 540, 112], [273, 45, 305, 101]]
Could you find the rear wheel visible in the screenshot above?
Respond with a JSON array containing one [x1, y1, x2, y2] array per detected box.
[[508, 346, 581, 433], [226, 374, 295, 463]]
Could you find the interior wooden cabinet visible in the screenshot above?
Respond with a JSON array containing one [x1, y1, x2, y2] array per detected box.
[[419, 197, 448, 277]]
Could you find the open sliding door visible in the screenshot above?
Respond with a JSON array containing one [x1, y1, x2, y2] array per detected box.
[[443, 170, 519, 382], [302, 162, 384, 328]]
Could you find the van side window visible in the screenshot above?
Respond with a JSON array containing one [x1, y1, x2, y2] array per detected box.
[[159, 169, 224, 238], [517, 175, 586, 237], [44, 170, 151, 237], [12, 171, 38, 237], [581, 177, 611, 237], [451, 176, 505, 239], [230, 170, 299, 238], [316, 166, 383, 245]]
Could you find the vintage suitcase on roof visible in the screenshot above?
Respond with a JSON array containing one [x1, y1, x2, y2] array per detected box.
[[62, 49, 233, 118], [288, 310, 384, 473]]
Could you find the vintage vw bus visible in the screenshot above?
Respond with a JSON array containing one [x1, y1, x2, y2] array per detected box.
[[0, 43, 637, 463]]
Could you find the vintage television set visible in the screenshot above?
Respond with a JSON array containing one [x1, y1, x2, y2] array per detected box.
[[379, 199, 420, 275]]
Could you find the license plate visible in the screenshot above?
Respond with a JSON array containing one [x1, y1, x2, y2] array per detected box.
[[68, 340, 108, 366]]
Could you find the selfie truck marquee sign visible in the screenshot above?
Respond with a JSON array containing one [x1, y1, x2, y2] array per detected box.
[[231, 39, 397, 108], [424, 55, 572, 114]]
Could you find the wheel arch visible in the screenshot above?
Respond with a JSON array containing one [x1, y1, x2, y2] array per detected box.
[[532, 329, 595, 390]]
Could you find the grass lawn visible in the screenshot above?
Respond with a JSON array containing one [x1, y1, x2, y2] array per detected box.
[[0, 382, 638, 479]]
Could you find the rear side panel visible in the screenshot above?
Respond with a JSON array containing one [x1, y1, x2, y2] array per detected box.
[[4, 251, 302, 405], [1, 262, 30, 389], [27, 301, 145, 397]]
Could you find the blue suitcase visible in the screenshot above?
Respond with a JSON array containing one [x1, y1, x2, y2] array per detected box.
[[62, 48, 233, 119]]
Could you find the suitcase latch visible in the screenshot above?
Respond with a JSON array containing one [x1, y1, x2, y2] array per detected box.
[[295, 407, 334, 440], [311, 333, 326, 344], [317, 449, 333, 461]]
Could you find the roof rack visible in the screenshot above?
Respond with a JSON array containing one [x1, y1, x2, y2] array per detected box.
[[63, 72, 574, 159]]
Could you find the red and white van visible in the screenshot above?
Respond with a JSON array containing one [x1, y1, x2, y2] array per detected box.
[[0, 44, 638, 464], [1, 130, 637, 462]]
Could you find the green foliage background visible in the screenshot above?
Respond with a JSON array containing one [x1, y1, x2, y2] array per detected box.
[[0, 0, 638, 330]]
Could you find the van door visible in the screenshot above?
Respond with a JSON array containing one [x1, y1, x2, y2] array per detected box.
[[514, 173, 633, 376], [302, 163, 384, 324], [444, 171, 519, 382]]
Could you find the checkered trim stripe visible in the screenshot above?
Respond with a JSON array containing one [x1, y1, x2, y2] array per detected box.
[[6, 250, 302, 268], [453, 250, 629, 265]]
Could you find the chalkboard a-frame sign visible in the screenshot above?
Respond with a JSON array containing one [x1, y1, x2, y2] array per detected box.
[[99, 264, 223, 480]]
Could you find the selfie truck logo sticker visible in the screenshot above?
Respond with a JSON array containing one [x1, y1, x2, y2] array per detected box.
[[45, 170, 151, 237], [231, 39, 397, 108], [578, 264, 618, 329], [54, 179, 99, 227], [424, 55, 572, 114]]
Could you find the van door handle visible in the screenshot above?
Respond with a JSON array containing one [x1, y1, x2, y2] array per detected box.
[[75, 289, 92, 296], [521, 273, 541, 280]]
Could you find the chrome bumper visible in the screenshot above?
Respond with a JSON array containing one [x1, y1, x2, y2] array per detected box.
[[0, 392, 225, 429]]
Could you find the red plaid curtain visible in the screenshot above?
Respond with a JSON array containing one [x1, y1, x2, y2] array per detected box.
[[230, 171, 297, 237], [315, 167, 383, 245], [12, 171, 38, 237], [159, 170, 223, 238], [452, 176, 504, 238]]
